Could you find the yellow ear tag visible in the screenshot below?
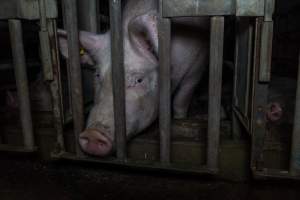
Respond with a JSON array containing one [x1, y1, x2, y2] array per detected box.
[[80, 48, 85, 56]]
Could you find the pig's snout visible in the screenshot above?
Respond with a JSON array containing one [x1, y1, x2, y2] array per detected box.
[[266, 102, 283, 122], [79, 129, 112, 156]]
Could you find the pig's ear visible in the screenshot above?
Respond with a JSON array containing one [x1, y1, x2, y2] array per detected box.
[[57, 29, 105, 65], [128, 13, 158, 63]]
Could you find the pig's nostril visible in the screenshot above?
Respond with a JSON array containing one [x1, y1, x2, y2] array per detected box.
[[79, 129, 112, 156], [97, 139, 107, 146]]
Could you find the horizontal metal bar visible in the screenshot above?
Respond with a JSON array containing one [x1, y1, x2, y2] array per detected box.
[[52, 152, 218, 175], [0, 62, 40, 71], [109, 0, 127, 161], [0, 144, 37, 153], [254, 170, 300, 180], [236, 0, 265, 17], [207, 16, 224, 170], [0, 0, 57, 20], [9, 19, 35, 151], [162, 0, 265, 17]]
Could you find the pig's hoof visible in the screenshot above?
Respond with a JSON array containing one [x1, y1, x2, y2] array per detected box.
[[79, 129, 112, 156], [266, 102, 283, 122]]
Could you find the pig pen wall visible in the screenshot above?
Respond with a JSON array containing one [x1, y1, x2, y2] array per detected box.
[[0, 0, 299, 181]]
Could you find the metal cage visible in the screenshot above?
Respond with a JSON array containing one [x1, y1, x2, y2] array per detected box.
[[1, 0, 300, 180]]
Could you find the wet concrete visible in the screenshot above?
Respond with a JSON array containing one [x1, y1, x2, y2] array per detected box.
[[0, 155, 299, 200]]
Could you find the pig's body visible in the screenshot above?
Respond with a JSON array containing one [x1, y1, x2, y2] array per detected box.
[[59, 0, 209, 156]]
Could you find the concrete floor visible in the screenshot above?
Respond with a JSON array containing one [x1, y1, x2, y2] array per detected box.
[[0, 154, 299, 200]]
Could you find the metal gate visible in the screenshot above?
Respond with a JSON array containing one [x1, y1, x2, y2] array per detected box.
[[1, 0, 299, 179], [51, 0, 276, 176], [0, 0, 58, 152]]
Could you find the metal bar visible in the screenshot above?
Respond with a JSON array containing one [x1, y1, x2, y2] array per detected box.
[[39, 0, 54, 81], [250, 18, 268, 171], [290, 52, 300, 176], [0, 144, 37, 153], [264, 0, 275, 22], [53, 152, 217, 175], [158, 16, 172, 164], [162, 0, 265, 17], [47, 19, 66, 153], [207, 16, 224, 170], [8, 19, 35, 151], [77, 0, 99, 33], [254, 170, 300, 180], [259, 21, 273, 82], [236, 0, 265, 17], [62, 0, 84, 156], [0, 0, 57, 20], [109, 0, 127, 161]]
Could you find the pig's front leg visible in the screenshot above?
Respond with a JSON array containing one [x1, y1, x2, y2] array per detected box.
[[173, 78, 199, 119], [173, 63, 206, 119]]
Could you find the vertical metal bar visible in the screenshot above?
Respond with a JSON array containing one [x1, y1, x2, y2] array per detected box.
[[264, 0, 275, 22], [109, 0, 127, 160], [158, 17, 172, 164], [8, 20, 35, 150], [48, 19, 66, 153], [290, 52, 300, 176], [39, 0, 54, 81], [62, 0, 84, 156], [232, 18, 254, 139], [250, 18, 268, 171], [259, 21, 273, 82], [77, 0, 99, 33], [207, 16, 224, 170]]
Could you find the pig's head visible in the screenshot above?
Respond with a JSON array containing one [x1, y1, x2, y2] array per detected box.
[[58, 13, 159, 156]]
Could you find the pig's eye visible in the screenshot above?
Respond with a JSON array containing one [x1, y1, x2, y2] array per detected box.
[[96, 73, 100, 78]]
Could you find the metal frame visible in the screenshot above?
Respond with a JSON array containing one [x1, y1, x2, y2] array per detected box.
[[158, 0, 225, 172], [246, 2, 300, 179], [0, 0, 58, 152], [51, 0, 286, 176], [2, 0, 298, 179]]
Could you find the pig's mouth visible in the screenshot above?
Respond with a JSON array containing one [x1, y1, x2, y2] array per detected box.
[[79, 128, 113, 157]]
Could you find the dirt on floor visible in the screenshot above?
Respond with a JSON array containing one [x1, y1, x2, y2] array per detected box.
[[0, 154, 299, 200]]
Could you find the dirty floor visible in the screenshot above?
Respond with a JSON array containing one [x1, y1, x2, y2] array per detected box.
[[0, 154, 299, 200]]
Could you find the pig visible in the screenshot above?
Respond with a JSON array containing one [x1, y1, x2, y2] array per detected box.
[[5, 73, 52, 112], [266, 76, 296, 125], [58, 0, 209, 156]]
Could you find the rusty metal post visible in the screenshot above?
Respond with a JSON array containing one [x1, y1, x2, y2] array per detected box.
[[207, 16, 224, 171], [109, 0, 127, 161], [290, 52, 300, 176], [8, 19, 35, 150], [62, 0, 84, 156]]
